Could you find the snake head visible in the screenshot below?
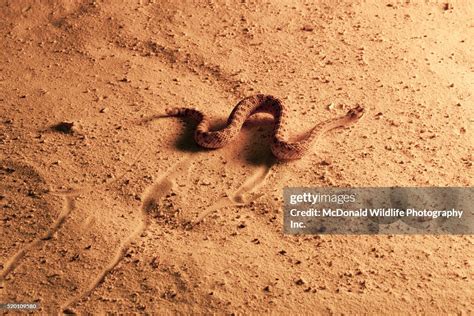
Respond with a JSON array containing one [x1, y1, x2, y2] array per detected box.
[[165, 107, 181, 116], [347, 105, 365, 120]]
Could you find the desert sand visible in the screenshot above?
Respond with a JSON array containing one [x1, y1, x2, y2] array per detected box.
[[0, 0, 473, 314]]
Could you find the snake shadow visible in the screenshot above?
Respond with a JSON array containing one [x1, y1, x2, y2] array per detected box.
[[140, 114, 203, 154], [140, 113, 280, 166], [240, 117, 278, 167]]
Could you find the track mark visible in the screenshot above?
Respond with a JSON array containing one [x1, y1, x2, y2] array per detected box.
[[232, 163, 272, 204], [192, 161, 272, 226], [61, 157, 192, 312], [142, 158, 192, 213], [1, 148, 146, 279], [0, 196, 75, 280]]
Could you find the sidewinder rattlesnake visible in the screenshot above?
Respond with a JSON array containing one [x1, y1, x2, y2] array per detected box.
[[165, 94, 364, 160]]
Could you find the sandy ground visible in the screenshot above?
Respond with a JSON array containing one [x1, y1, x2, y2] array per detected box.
[[1, 0, 473, 314]]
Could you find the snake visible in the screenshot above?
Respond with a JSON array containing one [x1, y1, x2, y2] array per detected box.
[[165, 94, 364, 160]]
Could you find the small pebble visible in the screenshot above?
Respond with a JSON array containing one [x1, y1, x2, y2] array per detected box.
[[52, 121, 76, 134], [295, 278, 306, 285]]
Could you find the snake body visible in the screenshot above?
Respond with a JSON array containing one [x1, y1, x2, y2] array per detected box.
[[165, 94, 364, 160]]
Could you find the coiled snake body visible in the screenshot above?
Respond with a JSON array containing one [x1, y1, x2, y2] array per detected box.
[[165, 94, 364, 160]]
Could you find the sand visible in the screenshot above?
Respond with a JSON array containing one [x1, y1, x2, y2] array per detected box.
[[0, 0, 473, 314]]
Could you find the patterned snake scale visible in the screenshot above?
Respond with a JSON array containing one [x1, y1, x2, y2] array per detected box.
[[165, 94, 364, 160]]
